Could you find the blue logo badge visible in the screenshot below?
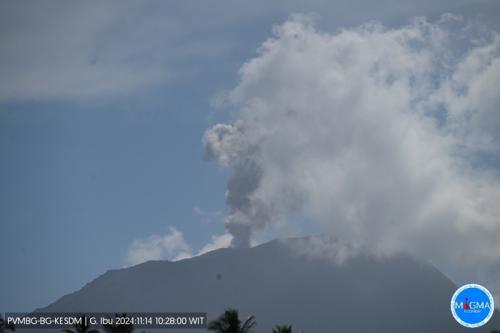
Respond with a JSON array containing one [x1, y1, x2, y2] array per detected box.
[[451, 283, 495, 328]]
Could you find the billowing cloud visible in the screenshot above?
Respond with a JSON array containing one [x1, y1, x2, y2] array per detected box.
[[126, 227, 193, 265], [198, 233, 234, 255], [126, 227, 233, 265], [204, 14, 500, 298]]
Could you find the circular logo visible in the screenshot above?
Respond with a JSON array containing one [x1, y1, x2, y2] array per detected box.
[[450, 283, 495, 328]]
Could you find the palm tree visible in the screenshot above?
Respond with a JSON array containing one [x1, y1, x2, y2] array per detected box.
[[208, 309, 256, 333], [272, 325, 292, 333], [0, 315, 15, 332], [102, 314, 133, 333], [61, 315, 98, 333]]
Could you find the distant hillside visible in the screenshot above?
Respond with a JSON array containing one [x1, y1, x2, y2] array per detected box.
[[38, 237, 499, 332]]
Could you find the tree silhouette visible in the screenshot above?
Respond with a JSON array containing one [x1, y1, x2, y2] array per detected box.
[[0, 315, 15, 333], [208, 309, 256, 333], [272, 325, 292, 333], [102, 314, 133, 333], [61, 315, 99, 333]]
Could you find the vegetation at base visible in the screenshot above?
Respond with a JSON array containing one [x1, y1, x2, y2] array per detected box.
[[207, 309, 301, 333], [0, 315, 15, 333], [207, 309, 256, 333], [272, 325, 293, 333]]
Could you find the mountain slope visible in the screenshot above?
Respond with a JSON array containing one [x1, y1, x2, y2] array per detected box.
[[39, 237, 499, 332]]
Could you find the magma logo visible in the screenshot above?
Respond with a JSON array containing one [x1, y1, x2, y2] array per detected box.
[[451, 284, 495, 328]]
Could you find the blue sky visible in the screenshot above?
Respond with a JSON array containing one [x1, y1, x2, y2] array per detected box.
[[1, 0, 500, 312]]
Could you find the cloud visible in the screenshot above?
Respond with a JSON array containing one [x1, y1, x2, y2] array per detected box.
[[0, 2, 229, 101], [126, 227, 193, 265], [198, 233, 234, 255], [126, 227, 233, 265], [0, 2, 158, 100], [2, 1, 499, 101], [193, 206, 223, 224], [204, 14, 500, 299]]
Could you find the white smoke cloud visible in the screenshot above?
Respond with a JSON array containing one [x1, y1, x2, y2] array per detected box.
[[198, 233, 234, 255], [126, 227, 193, 265], [204, 14, 500, 298], [126, 227, 233, 265]]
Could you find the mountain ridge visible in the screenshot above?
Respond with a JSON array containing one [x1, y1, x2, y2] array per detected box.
[[37, 237, 500, 332]]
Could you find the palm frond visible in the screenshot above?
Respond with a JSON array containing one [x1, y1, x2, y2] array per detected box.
[[240, 315, 256, 333]]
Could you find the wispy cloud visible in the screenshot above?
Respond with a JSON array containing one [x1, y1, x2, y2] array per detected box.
[[193, 206, 223, 224], [0, 2, 229, 101], [198, 233, 233, 255], [126, 227, 193, 265], [2, 1, 498, 101], [126, 227, 233, 266]]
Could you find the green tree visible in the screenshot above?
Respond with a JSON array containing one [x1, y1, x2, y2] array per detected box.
[[272, 325, 292, 333], [0, 315, 15, 333], [208, 309, 256, 333], [62, 315, 99, 333], [102, 314, 133, 333]]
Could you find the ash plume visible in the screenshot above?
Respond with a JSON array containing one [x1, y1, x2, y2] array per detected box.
[[203, 14, 500, 300]]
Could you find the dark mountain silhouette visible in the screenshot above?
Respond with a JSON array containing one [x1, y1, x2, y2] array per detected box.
[[37, 237, 499, 332]]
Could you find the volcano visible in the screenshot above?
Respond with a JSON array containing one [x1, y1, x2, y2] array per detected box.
[[38, 237, 500, 332]]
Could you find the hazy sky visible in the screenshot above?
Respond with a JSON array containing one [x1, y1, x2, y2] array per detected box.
[[1, 0, 500, 312]]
